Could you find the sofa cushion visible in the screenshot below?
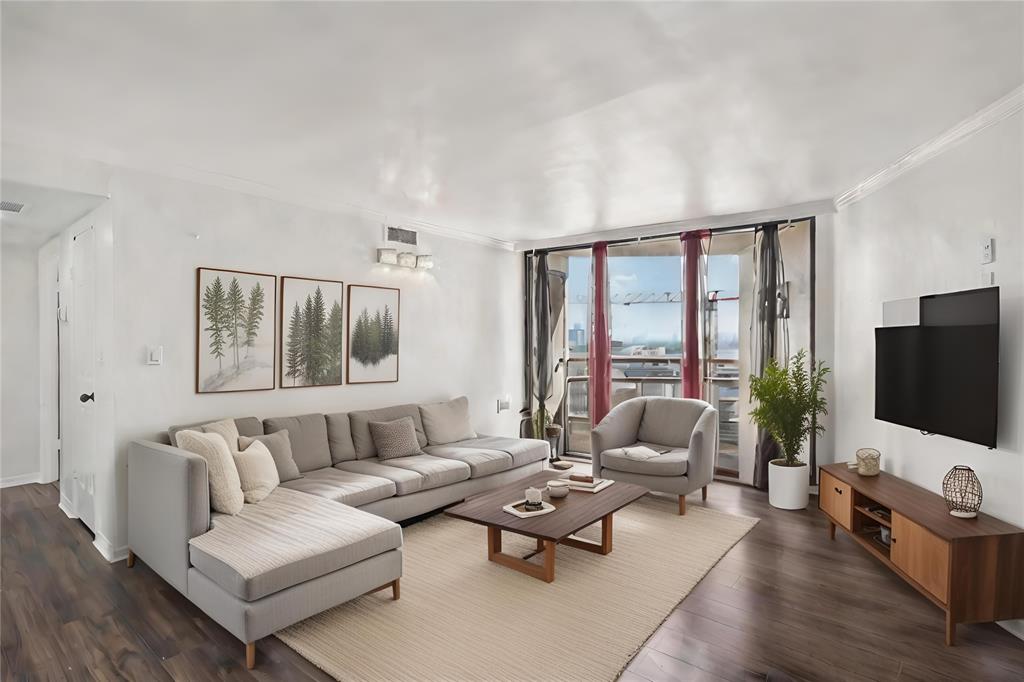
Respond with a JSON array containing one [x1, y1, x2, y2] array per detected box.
[[418, 396, 477, 445], [233, 439, 280, 504], [188, 487, 402, 601], [601, 444, 689, 477], [325, 412, 357, 463], [349, 404, 427, 459], [440, 436, 550, 468], [168, 416, 263, 447], [175, 430, 244, 515], [336, 459, 424, 496], [370, 417, 423, 460], [422, 444, 513, 478], [239, 431, 302, 483], [637, 397, 706, 449], [263, 414, 331, 473], [376, 454, 471, 491], [280, 467, 396, 507]]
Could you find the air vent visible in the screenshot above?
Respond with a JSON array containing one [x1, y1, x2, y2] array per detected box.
[[0, 200, 26, 213], [386, 225, 418, 246]]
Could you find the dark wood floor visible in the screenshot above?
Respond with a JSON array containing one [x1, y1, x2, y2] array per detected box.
[[3, 481, 1022, 681]]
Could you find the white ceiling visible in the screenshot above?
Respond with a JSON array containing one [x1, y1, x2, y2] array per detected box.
[[0, 180, 107, 247], [2, 2, 1021, 244]]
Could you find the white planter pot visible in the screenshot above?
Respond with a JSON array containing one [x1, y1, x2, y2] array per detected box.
[[768, 459, 809, 510]]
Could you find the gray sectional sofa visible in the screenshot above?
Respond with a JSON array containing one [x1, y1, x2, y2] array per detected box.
[[127, 401, 548, 669]]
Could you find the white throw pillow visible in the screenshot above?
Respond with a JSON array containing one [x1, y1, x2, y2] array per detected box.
[[419, 396, 477, 445], [233, 439, 280, 504], [201, 418, 240, 447], [176, 430, 244, 515]]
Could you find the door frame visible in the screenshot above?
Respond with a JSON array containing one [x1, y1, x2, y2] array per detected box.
[[38, 238, 62, 485]]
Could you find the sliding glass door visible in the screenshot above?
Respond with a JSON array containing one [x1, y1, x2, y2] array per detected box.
[[529, 219, 815, 485]]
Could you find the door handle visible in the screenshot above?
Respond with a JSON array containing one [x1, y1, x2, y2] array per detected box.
[[834, 487, 842, 495], [79, 392, 95, 403]]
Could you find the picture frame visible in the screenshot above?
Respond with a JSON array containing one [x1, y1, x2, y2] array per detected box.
[[195, 267, 277, 393], [346, 284, 400, 384], [279, 276, 345, 388]]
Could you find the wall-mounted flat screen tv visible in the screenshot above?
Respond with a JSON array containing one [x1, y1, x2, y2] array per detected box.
[[875, 287, 999, 448]]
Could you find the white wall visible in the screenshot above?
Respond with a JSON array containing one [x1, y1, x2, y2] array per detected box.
[[102, 170, 524, 554], [1, 242, 41, 485], [832, 112, 1023, 527]]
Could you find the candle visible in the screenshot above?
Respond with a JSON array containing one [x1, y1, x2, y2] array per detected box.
[[525, 487, 542, 505]]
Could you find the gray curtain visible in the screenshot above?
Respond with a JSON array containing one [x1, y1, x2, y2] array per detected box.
[[532, 254, 552, 420], [751, 224, 790, 490], [527, 255, 567, 442]]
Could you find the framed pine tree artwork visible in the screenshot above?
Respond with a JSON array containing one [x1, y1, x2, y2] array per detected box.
[[280, 276, 345, 388], [346, 284, 400, 384], [195, 267, 277, 393]]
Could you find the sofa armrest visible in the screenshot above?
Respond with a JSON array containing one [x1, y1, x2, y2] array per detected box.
[[590, 399, 645, 476], [128, 440, 210, 595], [686, 407, 719, 488]]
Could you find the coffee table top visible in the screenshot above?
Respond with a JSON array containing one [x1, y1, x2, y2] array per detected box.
[[445, 470, 648, 542]]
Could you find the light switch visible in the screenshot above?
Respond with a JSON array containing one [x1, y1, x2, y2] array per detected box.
[[980, 236, 995, 265], [147, 345, 164, 366], [496, 395, 511, 413]]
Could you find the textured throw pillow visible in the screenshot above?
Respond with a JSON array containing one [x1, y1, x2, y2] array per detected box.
[[419, 396, 477, 445], [201, 418, 241, 448], [175, 430, 244, 515], [369, 417, 423, 460], [239, 431, 302, 482], [233, 439, 280, 504]]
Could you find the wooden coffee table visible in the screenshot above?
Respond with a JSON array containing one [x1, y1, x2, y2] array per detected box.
[[445, 470, 647, 583]]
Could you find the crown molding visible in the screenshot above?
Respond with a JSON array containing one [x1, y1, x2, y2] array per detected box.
[[513, 198, 837, 252], [836, 85, 1024, 210]]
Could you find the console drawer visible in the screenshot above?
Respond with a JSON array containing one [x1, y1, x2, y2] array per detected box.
[[819, 471, 852, 530]]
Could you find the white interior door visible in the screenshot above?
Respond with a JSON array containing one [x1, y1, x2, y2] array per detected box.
[[69, 226, 97, 531]]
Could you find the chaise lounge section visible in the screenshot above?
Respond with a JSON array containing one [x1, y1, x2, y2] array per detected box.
[[127, 398, 548, 668]]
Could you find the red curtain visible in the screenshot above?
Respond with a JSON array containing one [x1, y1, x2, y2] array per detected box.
[[681, 230, 709, 399], [589, 242, 612, 426]]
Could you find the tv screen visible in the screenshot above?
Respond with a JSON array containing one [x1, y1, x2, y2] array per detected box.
[[875, 287, 999, 448]]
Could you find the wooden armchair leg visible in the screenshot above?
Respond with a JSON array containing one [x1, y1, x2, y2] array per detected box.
[[246, 642, 256, 670], [126, 550, 135, 568], [678, 495, 687, 515], [702, 485, 708, 501]]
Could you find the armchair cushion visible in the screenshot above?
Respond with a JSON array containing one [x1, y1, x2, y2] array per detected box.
[[601, 445, 689, 477]]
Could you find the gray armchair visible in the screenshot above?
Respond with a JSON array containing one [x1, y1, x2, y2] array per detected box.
[[591, 397, 718, 514]]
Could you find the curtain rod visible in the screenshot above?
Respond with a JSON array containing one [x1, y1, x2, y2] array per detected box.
[[528, 216, 814, 255]]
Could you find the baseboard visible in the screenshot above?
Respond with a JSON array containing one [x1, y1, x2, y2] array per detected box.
[[0, 472, 41, 488], [58, 494, 78, 519], [93, 532, 129, 563], [999, 619, 1024, 643]]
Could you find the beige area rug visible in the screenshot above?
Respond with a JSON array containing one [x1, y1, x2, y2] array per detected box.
[[276, 494, 758, 681]]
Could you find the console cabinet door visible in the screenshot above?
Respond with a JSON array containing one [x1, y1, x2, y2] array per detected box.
[[819, 471, 852, 530], [891, 512, 950, 604]]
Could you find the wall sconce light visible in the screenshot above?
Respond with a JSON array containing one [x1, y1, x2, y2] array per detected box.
[[377, 248, 398, 265], [377, 246, 434, 270]]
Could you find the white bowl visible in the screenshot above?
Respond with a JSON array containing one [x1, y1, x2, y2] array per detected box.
[[547, 480, 570, 498]]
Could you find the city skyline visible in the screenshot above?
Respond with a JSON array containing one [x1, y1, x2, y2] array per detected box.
[[565, 254, 740, 350]]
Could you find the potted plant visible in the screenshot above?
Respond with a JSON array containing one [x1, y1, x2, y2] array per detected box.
[[749, 349, 830, 510]]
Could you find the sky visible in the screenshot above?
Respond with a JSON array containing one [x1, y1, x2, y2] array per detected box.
[[565, 253, 740, 350]]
